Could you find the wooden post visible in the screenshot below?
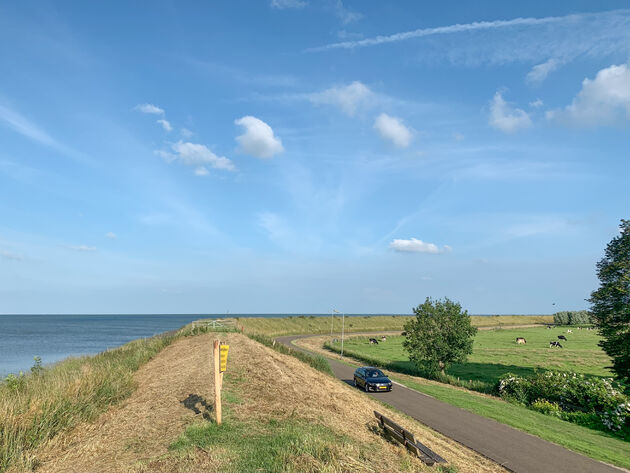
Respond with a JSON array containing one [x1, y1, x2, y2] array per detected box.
[[213, 339, 222, 424]]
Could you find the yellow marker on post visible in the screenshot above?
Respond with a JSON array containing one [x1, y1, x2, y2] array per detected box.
[[220, 344, 229, 372]]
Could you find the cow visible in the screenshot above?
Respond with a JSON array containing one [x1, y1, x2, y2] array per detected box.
[[545, 325, 553, 329], [380, 336, 387, 342], [558, 335, 567, 341], [516, 337, 526, 344], [369, 338, 379, 345], [567, 329, 573, 333], [550, 341, 563, 348]]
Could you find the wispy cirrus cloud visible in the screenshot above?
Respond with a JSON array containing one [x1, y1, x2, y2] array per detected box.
[[310, 81, 373, 116], [271, 0, 306, 9], [157, 141, 236, 175], [306, 10, 630, 76]]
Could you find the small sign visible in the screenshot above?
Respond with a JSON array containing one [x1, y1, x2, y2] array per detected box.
[[219, 344, 229, 372]]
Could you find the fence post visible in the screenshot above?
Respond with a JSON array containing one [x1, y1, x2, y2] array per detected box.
[[213, 339, 222, 424]]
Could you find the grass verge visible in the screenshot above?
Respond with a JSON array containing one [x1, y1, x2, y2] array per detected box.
[[395, 377, 630, 470], [0, 323, 226, 472], [246, 333, 333, 376], [235, 315, 552, 337]]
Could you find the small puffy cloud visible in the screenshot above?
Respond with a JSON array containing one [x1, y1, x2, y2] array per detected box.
[[1, 250, 22, 261], [310, 81, 373, 116], [529, 98, 544, 108], [373, 113, 412, 148], [157, 141, 235, 173], [271, 0, 306, 8], [334, 0, 362, 24], [194, 166, 209, 176], [453, 132, 465, 141], [389, 238, 450, 254], [234, 116, 284, 158], [546, 63, 630, 126], [105, 232, 117, 239], [526, 58, 560, 84], [157, 119, 172, 132], [134, 103, 164, 115], [489, 92, 532, 133], [67, 245, 96, 252]]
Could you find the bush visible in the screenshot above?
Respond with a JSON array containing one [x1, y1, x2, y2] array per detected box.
[[553, 310, 592, 325], [497, 371, 629, 436]]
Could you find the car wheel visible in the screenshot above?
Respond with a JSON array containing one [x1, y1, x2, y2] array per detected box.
[[364, 383, 369, 392]]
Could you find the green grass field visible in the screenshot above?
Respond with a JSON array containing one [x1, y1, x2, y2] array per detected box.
[[235, 314, 553, 337], [327, 326, 612, 390]]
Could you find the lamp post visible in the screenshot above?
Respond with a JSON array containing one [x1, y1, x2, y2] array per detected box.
[[332, 309, 340, 338], [340, 311, 345, 358]]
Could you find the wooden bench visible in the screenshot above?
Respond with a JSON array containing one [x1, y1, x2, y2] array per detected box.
[[374, 411, 447, 466]]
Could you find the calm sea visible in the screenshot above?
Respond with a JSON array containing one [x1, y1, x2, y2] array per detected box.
[[0, 313, 401, 378]]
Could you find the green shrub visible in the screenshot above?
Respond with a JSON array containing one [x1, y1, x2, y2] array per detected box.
[[531, 399, 562, 417], [553, 311, 592, 325]]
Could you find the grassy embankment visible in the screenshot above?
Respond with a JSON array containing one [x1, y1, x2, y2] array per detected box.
[[145, 333, 501, 473], [235, 314, 553, 337], [325, 325, 611, 391], [0, 324, 231, 472]]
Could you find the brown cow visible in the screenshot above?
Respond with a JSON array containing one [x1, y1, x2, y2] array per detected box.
[[516, 337, 526, 344]]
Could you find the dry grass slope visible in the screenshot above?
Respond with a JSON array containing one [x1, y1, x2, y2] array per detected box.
[[17, 333, 506, 473]]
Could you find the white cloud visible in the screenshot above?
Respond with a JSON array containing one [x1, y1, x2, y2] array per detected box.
[[310, 81, 373, 116], [390, 238, 449, 254], [134, 103, 164, 115], [489, 92, 532, 133], [157, 119, 172, 132], [271, 0, 306, 9], [546, 63, 630, 126], [526, 58, 561, 84], [373, 113, 412, 147], [194, 166, 209, 176], [308, 10, 630, 59], [529, 98, 544, 108], [334, 0, 362, 24], [67, 245, 96, 252], [1, 250, 22, 261], [454, 132, 465, 141], [234, 116, 284, 158], [180, 128, 193, 138], [105, 232, 117, 239], [157, 141, 236, 172]]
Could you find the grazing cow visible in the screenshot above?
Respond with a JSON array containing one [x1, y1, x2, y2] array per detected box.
[[567, 329, 573, 333], [550, 341, 563, 348], [369, 338, 379, 345], [558, 335, 567, 341], [516, 337, 527, 344], [577, 327, 582, 330], [546, 325, 553, 329], [380, 336, 387, 342]]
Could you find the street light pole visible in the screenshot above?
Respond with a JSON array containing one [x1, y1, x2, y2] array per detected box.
[[341, 312, 345, 357]]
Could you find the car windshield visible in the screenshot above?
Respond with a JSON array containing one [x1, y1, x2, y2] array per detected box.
[[366, 370, 385, 378]]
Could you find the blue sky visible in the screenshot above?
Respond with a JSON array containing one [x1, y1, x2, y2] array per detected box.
[[1, 1, 629, 314]]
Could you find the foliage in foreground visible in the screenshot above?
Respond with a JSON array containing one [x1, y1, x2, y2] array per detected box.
[[403, 298, 477, 375], [0, 323, 222, 472], [552, 311, 592, 325], [498, 371, 629, 439], [589, 218, 630, 387], [247, 333, 333, 376]]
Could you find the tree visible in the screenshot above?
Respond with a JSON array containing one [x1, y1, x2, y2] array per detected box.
[[402, 297, 477, 375], [589, 219, 630, 386]]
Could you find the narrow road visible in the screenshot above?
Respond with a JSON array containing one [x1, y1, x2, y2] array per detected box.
[[277, 334, 624, 473]]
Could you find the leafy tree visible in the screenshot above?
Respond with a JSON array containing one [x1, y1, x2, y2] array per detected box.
[[403, 297, 477, 375], [589, 219, 630, 386]]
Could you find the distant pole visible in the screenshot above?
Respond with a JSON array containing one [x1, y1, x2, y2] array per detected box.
[[341, 312, 345, 357], [213, 340, 222, 424]]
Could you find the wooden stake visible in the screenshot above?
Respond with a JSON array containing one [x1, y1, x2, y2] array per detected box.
[[213, 339, 222, 424]]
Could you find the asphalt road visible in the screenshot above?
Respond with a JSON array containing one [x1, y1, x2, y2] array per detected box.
[[277, 334, 624, 473]]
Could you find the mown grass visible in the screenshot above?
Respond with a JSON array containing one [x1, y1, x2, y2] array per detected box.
[[325, 326, 611, 392], [246, 333, 333, 376], [0, 323, 225, 472], [236, 314, 552, 337], [394, 378, 630, 470]]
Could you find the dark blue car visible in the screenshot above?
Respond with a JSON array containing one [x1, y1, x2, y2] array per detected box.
[[353, 367, 392, 392]]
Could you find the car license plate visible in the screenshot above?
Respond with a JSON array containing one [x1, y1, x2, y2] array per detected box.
[[379, 386, 388, 390]]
